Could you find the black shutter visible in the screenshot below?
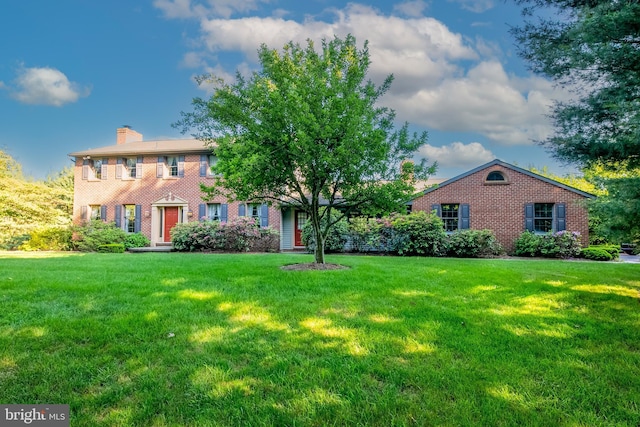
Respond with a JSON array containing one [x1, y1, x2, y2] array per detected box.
[[221, 204, 228, 222], [199, 204, 206, 221], [260, 204, 269, 227], [134, 205, 142, 233], [556, 203, 566, 232], [431, 204, 441, 217], [100, 205, 107, 221], [460, 204, 470, 229], [115, 205, 122, 228], [238, 204, 245, 217], [525, 203, 534, 231], [81, 205, 88, 221]]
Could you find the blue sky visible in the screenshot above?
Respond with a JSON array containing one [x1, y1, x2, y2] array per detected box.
[[0, 0, 574, 180]]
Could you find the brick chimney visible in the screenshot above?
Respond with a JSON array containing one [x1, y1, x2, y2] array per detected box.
[[116, 125, 143, 144]]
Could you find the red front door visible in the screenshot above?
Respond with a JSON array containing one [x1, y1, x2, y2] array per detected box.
[[164, 207, 179, 242], [294, 210, 307, 247]]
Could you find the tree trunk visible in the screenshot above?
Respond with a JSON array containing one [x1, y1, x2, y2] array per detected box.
[[311, 211, 326, 264]]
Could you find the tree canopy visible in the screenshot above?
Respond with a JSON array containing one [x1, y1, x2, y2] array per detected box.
[[511, 0, 640, 169], [175, 34, 434, 263]]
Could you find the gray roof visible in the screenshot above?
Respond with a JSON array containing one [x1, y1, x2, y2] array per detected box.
[[68, 139, 211, 157], [419, 159, 596, 199]]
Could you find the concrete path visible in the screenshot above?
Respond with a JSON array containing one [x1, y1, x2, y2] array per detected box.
[[619, 253, 640, 263]]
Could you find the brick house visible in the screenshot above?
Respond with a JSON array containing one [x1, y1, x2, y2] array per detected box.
[[69, 126, 281, 248], [410, 159, 595, 253]]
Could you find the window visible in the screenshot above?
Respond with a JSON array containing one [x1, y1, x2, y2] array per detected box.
[[167, 156, 179, 177], [124, 204, 136, 233], [90, 205, 101, 220], [125, 158, 137, 178], [158, 156, 184, 178], [441, 204, 459, 232], [239, 203, 268, 227], [248, 203, 261, 220], [93, 159, 102, 179], [208, 203, 221, 221], [534, 203, 553, 233], [208, 155, 218, 175], [486, 171, 505, 181]]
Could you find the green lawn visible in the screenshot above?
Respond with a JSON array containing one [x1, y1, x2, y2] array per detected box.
[[1, 252, 639, 426]]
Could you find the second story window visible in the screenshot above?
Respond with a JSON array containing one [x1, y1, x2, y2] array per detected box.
[[167, 156, 179, 177], [125, 158, 137, 178], [157, 156, 184, 178], [116, 157, 142, 180]]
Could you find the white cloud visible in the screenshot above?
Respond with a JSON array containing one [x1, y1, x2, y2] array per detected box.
[[10, 66, 90, 107], [448, 0, 495, 13], [156, 1, 567, 148], [393, 1, 429, 17], [419, 142, 495, 167]]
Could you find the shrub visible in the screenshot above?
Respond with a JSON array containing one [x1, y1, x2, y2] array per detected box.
[[171, 218, 280, 252], [390, 211, 447, 256], [586, 244, 620, 259], [97, 243, 125, 253], [347, 217, 382, 253], [302, 211, 349, 253], [72, 221, 127, 252], [21, 227, 73, 251], [1, 234, 31, 251], [447, 229, 503, 258], [514, 230, 582, 258], [580, 247, 613, 261], [514, 232, 541, 257], [124, 233, 150, 249]]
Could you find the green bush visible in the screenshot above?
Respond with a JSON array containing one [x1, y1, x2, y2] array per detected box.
[[586, 244, 620, 259], [390, 211, 447, 256], [302, 211, 349, 253], [514, 231, 582, 258], [347, 217, 382, 253], [171, 218, 279, 252], [72, 220, 127, 252], [97, 243, 125, 253], [21, 227, 73, 251], [446, 229, 503, 258], [0, 234, 31, 251], [124, 233, 150, 249], [580, 247, 613, 261]]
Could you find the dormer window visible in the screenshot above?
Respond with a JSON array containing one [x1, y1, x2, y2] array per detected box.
[[485, 170, 508, 184]]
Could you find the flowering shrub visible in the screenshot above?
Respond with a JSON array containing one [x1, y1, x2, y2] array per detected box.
[[171, 218, 279, 252], [390, 211, 447, 256], [446, 229, 503, 258], [514, 231, 582, 258]]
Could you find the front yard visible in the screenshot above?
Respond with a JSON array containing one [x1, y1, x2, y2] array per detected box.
[[0, 252, 638, 426]]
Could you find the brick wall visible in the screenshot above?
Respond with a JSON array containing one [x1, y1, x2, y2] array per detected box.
[[411, 164, 590, 253], [73, 154, 281, 244]]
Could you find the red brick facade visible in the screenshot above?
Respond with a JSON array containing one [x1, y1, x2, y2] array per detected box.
[[411, 160, 593, 253], [70, 128, 281, 247]]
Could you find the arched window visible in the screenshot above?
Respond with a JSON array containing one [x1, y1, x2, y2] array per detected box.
[[486, 171, 506, 181]]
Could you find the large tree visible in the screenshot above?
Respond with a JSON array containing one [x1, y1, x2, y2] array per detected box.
[[511, 0, 640, 168], [175, 35, 434, 264]]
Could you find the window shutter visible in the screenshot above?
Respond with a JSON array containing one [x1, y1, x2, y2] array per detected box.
[[556, 203, 566, 232], [134, 205, 142, 233], [100, 205, 107, 221], [178, 155, 185, 177], [157, 157, 164, 178], [200, 155, 207, 177], [525, 203, 534, 231], [460, 204, 470, 229], [260, 204, 269, 227], [100, 158, 108, 180], [116, 158, 123, 179], [238, 204, 245, 217], [115, 205, 122, 228], [221, 204, 228, 222], [82, 159, 89, 180], [431, 204, 441, 217], [136, 156, 143, 179], [81, 205, 88, 221], [199, 204, 206, 221]]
